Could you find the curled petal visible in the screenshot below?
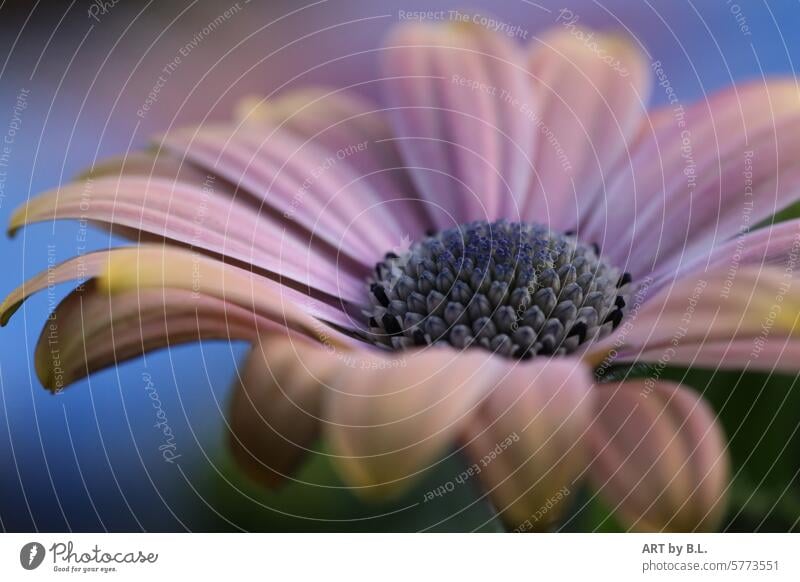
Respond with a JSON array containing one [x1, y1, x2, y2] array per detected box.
[[1, 251, 111, 325], [9, 249, 357, 391], [96, 245, 361, 336], [587, 381, 729, 532], [35, 281, 274, 391]]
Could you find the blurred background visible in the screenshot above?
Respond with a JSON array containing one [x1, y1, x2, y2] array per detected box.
[[1, 0, 799, 532]]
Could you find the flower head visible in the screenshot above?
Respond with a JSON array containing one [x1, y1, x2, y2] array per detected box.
[[5, 18, 800, 531], [366, 219, 631, 356]]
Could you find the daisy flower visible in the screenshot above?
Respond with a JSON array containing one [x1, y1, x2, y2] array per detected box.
[[5, 21, 800, 532]]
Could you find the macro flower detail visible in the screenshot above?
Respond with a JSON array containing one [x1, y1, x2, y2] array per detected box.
[[366, 219, 631, 356], [5, 19, 800, 533]]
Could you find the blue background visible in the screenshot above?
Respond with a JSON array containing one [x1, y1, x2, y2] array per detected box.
[[1, 0, 799, 531]]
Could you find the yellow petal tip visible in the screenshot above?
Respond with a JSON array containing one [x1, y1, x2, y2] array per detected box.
[[7, 206, 28, 238], [0, 300, 20, 326]]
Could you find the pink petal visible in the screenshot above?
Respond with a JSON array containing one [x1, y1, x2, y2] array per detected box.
[[161, 123, 407, 265], [595, 80, 800, 278], [228, 335, 339, 488], [668, 217, 800, 286], [381, 22, 535, 225], [236, 87, 432, 237], [634, 340, 800, 372], [77, 149, 212, 184], [10, 176, 368, 303], [587, 381, 729, 531], [589, 266, 800, 372], [523, 27, 651, 234], [460, 358, 594, 529]]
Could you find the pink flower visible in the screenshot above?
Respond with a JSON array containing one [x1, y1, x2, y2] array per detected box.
[[5, 21, 800, 531]]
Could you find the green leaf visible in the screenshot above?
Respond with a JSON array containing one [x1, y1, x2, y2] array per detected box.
[[558, 486, 625, 532], [205, 444, 505, 532]]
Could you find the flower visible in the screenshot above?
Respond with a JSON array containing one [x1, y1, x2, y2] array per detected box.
[[4, 20, 800, 532]]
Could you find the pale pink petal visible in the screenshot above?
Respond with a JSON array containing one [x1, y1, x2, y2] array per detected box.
[[56, 149, 225, 245], [228, 335, 340, 488], [236, 87, 432, 237], [523, 27, 651, 234], [587, 381, 729, 531], [460, 358, 594, 529], [9, 176, 368, 303], [595, 80, 800, 278], [381, 22, 535, 225], [588, 267, 800, 372]]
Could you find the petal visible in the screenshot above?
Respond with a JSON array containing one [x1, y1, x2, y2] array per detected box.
[[228, 335, 339, 488], [460, 358, 594, 529], [77, 149, 211, 184], [586, 381, 729, 531], [96, 245, 363, 335], [589, 266, 800, 372], [1, 247, 361, 343], [236, 87, 433, 238], [633, 339, 800, 372], [35, 281, 276, 391], [596, 80, 800, 278], [670, 218, 800, 284], [9, 177, 368, 303], [236, 87, 395, 149], [523, 27, 651, 233], [1, 251, 111, 325], [161, 123, 407, 265], [381, 22, 535, 225], [323, 346, 501, 498]]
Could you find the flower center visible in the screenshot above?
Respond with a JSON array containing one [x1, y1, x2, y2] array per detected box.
[[365, 220, 632, 359]]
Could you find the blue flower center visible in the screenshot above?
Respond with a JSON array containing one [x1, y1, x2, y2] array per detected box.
[[365, 219, 631, 359]]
